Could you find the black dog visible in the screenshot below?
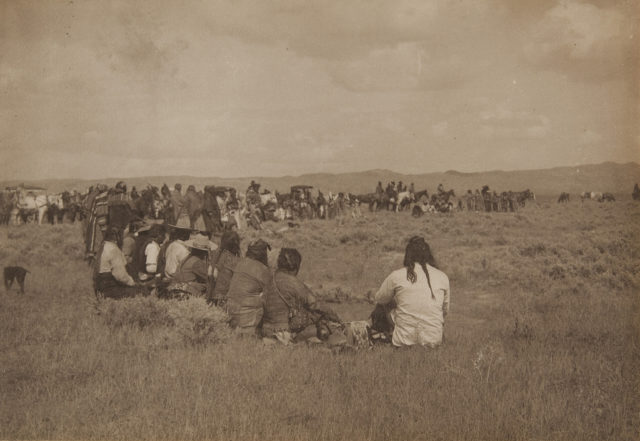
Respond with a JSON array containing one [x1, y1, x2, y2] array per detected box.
[[4, 266, 30, 294]]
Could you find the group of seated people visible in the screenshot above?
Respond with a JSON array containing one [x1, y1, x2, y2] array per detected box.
[[94, 224, 450, 348]]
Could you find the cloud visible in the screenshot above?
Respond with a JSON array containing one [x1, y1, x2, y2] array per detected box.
[[523, 0, 638, 80], [479, 104, 551, 139], [1, 0, 637, 181]]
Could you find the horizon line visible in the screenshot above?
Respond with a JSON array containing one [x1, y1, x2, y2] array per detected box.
[[1, 160, 638, 185]]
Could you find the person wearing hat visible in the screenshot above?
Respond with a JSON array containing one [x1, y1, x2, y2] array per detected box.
[[163, 225, 193, 279], [226, 239, 272, 335], [166, 235, 217, 298]]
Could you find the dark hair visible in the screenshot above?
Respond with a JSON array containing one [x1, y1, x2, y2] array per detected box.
[[277, 248, 302, 274], [403, 236, 437, 299], [246, 239, 270, 266], [220, 231, 241, 256], [191, 247, 208, 259], [170, 227, 190, 241], [104, 227, 122, 247], [149, 224, 166, 240]]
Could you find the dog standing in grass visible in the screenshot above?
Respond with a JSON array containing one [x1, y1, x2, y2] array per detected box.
[[4, 266, 30, 294]]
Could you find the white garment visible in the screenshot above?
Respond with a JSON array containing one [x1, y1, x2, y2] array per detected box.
[[375, 263, 450, 347], [139, 241, 161, 281], [99, 241, 135, 286], [164, 240, 190, 278]]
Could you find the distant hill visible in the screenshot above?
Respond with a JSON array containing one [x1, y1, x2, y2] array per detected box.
[[2, 162, 639, 196]]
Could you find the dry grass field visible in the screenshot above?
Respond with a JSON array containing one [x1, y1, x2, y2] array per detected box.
[[1, 197, 639, 440]]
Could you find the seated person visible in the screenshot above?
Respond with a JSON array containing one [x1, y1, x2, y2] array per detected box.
[[226, 239, 271, 335], [134, 224, 166, 282], [166, 235, 216, 298], [121, 221, 140, 265], [374, 236, 450, 348], [208, 230, 241, 307], [262, 248, 341, 345], [94, 227, 140, 299], [163, 225, 193, 279]]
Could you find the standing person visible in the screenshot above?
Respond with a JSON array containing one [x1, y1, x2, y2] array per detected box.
[[262, 248, 341, 344], [373, 236, 450, 348], [107, 181, 131, 237], [171, 183, 186, 226], [85, 184, 109, 260], [208, 230, 241, 307], [226, 239, 272, 336], [94, 227, 140, 299], [202, 185, 223, 236]]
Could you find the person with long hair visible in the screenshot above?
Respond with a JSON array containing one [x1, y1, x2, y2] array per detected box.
[[262, 248, 341, 344], [226, 239, 272, 335], [374, 236, 450, 348], [208, 230, 241, 307]]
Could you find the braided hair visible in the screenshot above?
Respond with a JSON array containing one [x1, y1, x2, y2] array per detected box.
[[277, 248, 302, 275], [219, 231, 241, 257], [403, 236, 437, 299]]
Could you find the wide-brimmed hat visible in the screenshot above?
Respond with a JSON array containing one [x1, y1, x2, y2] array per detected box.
[[166, 224, 194, 233], [184, 235, 218, 251], [136, 223, 153, 233]]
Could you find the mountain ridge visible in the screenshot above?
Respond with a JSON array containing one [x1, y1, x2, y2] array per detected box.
[[2, 162, 639, 196]]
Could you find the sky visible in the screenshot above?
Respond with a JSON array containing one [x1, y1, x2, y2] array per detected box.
[[1, 0, 638, 180]]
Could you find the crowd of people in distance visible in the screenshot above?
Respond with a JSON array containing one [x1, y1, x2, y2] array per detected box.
[[94, 221, 450, 349]]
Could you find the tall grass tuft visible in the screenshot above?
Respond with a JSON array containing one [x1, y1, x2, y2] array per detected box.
[[98, 297, 232, 346]]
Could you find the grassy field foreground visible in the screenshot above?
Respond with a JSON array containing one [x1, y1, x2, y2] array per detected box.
[[1, 200, 639, 440]]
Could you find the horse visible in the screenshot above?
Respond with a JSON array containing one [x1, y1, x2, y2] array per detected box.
[[45, 193, 65, 224], [516, 189, 535, 207], [354, 193, 378, 211], [431, 189, 455, 212], [395, 191, 413, 212], [17, 192, 48, 224], [602, 192, 615, 202], [589, 191, 603, 202], [132, 186, 165, 220]]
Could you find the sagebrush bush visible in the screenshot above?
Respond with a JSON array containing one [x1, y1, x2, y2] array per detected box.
[[166, 297, 232, 345], [98, 297, 231, 346]]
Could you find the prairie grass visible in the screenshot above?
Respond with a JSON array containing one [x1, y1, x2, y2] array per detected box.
[[1, 200, 639, 440]]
